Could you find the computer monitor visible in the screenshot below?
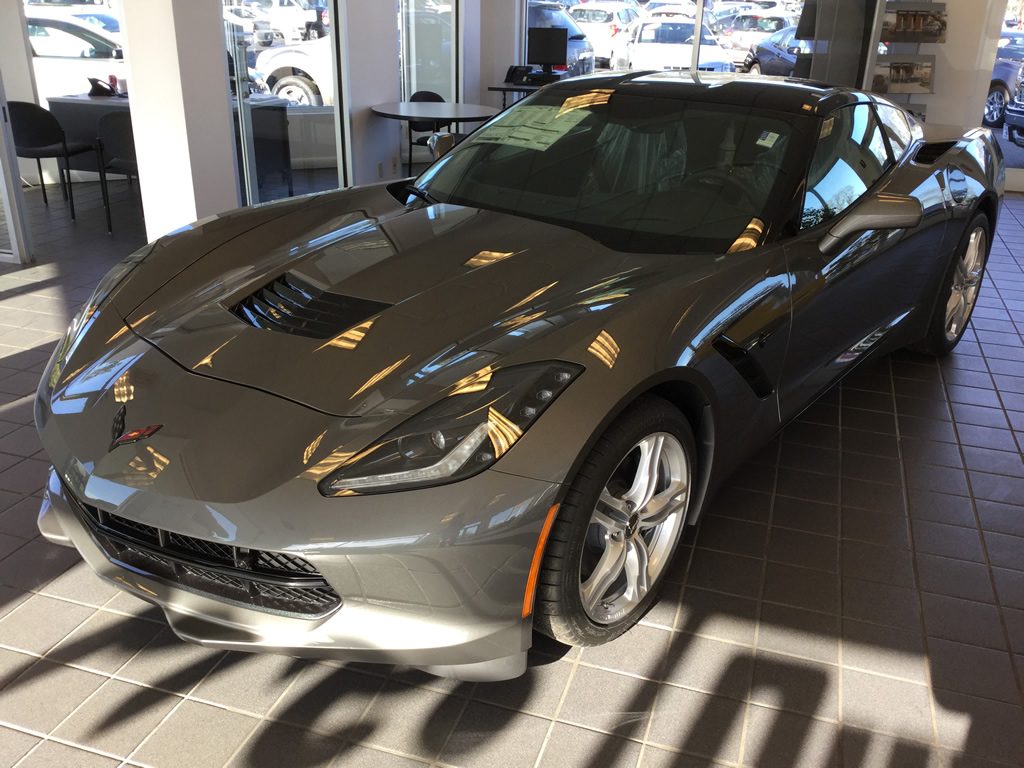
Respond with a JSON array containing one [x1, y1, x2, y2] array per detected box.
[[527, 27, 569, 74]]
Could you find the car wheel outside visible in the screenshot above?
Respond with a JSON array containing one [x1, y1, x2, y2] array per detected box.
[[533, 395, 695, 647], [914, 212, 990, 356], [272, 75, 322, 106], [749, 62, 761, 74], [984, 85, 1008, 127]]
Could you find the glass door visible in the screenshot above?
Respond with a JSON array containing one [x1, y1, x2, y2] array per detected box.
[[224, 0, 345, 205], [400, 0, 457, 103]]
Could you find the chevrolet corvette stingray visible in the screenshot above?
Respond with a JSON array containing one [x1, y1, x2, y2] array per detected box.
[[36, 73, 1003, 680]]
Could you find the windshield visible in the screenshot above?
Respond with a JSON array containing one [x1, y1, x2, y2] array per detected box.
[[528, 5, 586, 38], [639, 21, 717, 46], [416, 89, 804, 254], [570, 8, 614, 24]]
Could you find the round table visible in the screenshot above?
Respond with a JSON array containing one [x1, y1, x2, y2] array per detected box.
[[370, 101, 500, 123]]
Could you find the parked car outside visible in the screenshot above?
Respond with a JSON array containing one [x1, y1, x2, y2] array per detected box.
[[70, 12, 120, 32], [622, 17, 733, 71], [719, 12, 798, 65], [24, 12, 126, 105], [528, 1, 596, 77], [239, 0, 327, 42], [568, 1, 641, 68], [741, 24, 809, 74], [225, 6, 275, 48], [990, 58, 1024, 127]]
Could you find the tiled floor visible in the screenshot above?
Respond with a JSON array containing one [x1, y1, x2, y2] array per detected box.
[[0, 183, 1021, 767]]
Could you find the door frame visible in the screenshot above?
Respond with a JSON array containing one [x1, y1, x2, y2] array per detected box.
[[0, 72, 32, 265]]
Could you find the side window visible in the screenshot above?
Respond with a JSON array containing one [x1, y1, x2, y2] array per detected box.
[[766, 29, 785, 45], [874, 103, 914, 158], [801, 105, 894, 230], [27, 21, 114, 59]]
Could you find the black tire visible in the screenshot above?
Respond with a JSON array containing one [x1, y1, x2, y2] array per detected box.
[[271, 75, 322, 106], [913, 212, 990, 356], [534, 395, 696, 647], [748, 62, 761, 75], [983, 85, 1009, 127]]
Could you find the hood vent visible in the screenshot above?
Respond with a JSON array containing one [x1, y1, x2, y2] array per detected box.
[[231, 272, 391, 339]]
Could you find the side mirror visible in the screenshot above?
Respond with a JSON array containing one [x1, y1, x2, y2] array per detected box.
[[819, 192, 923, 253], [427, 132, 458, 160], [114, 47, 124, 60]]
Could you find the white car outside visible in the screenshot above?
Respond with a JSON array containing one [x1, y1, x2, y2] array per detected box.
[[720, 13, 798, 64], [624, 18, 733, 72], [241, 0, 320, 42], [568, 2, 641, 66], [24, 13, 126, 105]]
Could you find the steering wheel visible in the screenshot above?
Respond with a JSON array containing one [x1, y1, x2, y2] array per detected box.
[[684, 167, 751, 202]]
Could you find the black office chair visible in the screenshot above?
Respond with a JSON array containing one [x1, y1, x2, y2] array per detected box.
[[96, 111, 139, 234], [8, 101, 93, 220], [407, 90, 451, 174]]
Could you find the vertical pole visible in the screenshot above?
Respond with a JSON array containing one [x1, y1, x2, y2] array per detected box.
[[691, 0, 706, 74]]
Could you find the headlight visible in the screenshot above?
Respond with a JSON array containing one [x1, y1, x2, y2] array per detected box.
[[320, 361, 582, 495]]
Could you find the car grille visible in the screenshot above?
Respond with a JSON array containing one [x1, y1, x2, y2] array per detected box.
[[68, 491, 341, 617], [230, 272, 390, 340]]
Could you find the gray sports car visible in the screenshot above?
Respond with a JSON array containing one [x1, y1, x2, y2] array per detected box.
[[36, 73, 1003, 681]]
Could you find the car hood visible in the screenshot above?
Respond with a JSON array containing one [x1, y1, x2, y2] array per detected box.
[[121, 187, 676, 418]]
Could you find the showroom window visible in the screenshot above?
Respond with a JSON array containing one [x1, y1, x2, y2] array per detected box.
[[399, 0, 458, 104], [801, 104, 893, 229], [223, 0, 344, 204]]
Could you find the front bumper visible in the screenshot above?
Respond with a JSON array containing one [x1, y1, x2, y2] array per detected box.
[[38, 466, 559, 680]]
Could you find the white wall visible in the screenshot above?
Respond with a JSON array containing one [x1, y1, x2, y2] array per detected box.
[[338, 0, 402, 185], [476, 0, 524, 108], [121, 0, 240, 240], [917, 0, 1009, 138]]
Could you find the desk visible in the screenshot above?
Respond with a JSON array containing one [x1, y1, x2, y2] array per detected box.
[[370, 102, 499, 123], [487, 83, 542, 109]]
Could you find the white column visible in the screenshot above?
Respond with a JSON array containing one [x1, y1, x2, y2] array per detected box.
[[338, 0, 402, 185], [121, 0, 240, 241]]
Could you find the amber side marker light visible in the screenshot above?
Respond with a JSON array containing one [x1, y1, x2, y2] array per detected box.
[[522, 503, 560, 618]]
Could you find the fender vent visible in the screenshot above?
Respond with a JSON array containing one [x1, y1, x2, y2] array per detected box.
[[713, 336, 774, 399], [913, 141, 956, 165], [231, 273, 390, 339]]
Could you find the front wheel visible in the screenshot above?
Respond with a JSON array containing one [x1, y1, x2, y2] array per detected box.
[[748, 62, 761, 75], [984, 85, 1009, 127], [534, 396, 695, 647], [914, 212, 990, 356]]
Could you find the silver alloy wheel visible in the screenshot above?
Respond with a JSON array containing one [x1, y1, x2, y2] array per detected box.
[[986, 89, 1007, 124], [579, 432, 689, 625], [944, 226, 986, 342], [749, 63, 761, 74]]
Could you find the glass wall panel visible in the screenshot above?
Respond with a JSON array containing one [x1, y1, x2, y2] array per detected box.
[[987, 2, 1024, 185], [225, 0, 342, 204], [400, 0, 457, 103]]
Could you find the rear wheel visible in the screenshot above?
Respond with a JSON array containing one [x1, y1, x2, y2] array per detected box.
[[272, 75, 322, 106], [534, 396, 695, 646], [914, 212, 990, 356]]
